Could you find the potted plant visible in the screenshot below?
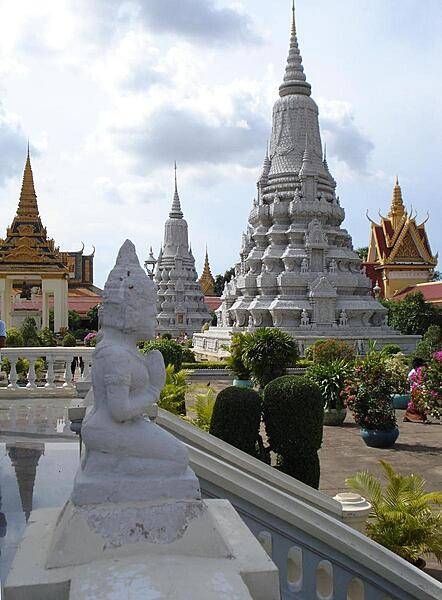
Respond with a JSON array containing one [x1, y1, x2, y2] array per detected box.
[[225, 333, 252, 388], [306, 359, 352, 425], [242, 327, 299, 389], [384, 352, 410, 409], [342, 351, 399, 448], [346, 460, 442, 568]]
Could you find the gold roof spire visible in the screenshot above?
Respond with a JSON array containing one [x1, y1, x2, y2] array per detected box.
[[199, 245, 216, 296], [17, 147, 40, 219], [388, 175, 406, 231]]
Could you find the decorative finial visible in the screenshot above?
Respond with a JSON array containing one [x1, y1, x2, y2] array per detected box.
[[170, 162, 183, 219], [292, 0, 296, 36], [395, 174, 399, 186]]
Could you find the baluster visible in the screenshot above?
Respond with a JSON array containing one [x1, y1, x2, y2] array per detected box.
[[63, 353, 74, 388], [7, 357, 19, 389], [63, 407, 71, 433], [26, 358, 37, 388], [79, 353, 91, 382], [45, 356, 56, 388]]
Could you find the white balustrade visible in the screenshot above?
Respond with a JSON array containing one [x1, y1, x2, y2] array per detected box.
[[0, 347, 94, 396]]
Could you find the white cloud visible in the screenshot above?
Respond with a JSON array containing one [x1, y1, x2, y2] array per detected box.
[[318, 99, 374, 175]]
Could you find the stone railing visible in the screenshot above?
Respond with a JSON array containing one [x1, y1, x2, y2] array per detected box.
[[0, 347, 94, 397], [158, 410, 441, 600]]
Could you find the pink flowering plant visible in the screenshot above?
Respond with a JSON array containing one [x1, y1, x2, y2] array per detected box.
[[84, 331, 98, 347], [411, 352, 442, 419], [341, 352, 397, 431]]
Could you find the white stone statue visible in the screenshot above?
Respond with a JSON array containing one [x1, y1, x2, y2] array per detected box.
[[300, 258, 309, 273], [72, 240, 199, 506], [300, 309, 310, 327], [328, 259, 337, 273], [247, 315, 254, 331], [339, 309, 348, 327]]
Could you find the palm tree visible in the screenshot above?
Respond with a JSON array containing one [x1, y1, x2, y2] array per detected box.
[[346, 460, 442, 566]]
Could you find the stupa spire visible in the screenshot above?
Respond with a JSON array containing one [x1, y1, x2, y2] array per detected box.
[[279, 1, 311, 97], [17, 147, 40, 219], [169, 162, 183, 219], [388, 175, 406, 230]]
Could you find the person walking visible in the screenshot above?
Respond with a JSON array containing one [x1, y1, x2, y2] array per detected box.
[[0, 319, 6, 348]]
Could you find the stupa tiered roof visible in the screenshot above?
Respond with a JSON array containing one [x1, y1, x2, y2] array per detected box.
[[154, 166, 211, 335]]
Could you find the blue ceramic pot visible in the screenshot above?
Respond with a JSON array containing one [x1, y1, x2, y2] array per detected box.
[[233, 379, 253, 388], [392, 393, 410, 410], [360, 427, 399, 448]]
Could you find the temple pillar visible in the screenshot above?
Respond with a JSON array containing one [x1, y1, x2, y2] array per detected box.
[[42, 278, 68, 332], [54, 278, 69, 332], [0, 278, 13, 329]]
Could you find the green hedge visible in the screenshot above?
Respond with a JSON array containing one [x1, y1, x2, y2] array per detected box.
[[263, 375, 323, 488], [209, 386, 265, 460]]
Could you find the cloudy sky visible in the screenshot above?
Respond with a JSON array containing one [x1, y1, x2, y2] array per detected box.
[[0, 0, 441, 287]]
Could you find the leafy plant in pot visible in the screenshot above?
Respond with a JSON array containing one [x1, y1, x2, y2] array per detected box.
[[306, 359, 352, 425], [225, 333, 252, 388], [342, 351, 399, 448], [242, 327, 299, 389], [346, 460, 442, 568]]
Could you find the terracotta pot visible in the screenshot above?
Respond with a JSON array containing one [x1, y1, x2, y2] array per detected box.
[[360, 427, 399, 448], [323, 408, 347, 426]]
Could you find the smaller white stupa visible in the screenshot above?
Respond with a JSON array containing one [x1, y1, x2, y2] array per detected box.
[[154, 164, 211, 336]]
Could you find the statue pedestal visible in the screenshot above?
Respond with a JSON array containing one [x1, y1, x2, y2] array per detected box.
[[5, 499, 280, 600]]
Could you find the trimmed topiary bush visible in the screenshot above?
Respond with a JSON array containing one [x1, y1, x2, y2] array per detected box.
[[20, 317, 41, 347], [62, 333, 77, 347], [209, 386, 265, 460], [305, 339, 355, 364], [38, 327, 56, 347], [143, 339, 183, 371], [380, 343, 401, 357], [263, 375, 324, 488]]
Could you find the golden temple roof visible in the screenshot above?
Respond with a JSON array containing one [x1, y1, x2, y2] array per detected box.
[[0, 151, 68, 273], [199, 246, 216, 296]]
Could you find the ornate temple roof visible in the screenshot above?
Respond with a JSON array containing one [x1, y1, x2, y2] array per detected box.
[[366, 178, 436, 266], [0, 150, 68, 274], [199, 246, 216, 296]]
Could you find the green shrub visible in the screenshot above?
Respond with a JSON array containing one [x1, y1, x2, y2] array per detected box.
[[161, 333, 172, 340], [380, 343, 402, 357], [182, 361, 227, 370], [182, 347, 196, 363], [6, 327, 24, 347], [38, 327, 56, 347], [143, 339, 183, 371], [159, 365, 189, 415], [242, 328, 299, 388], [68, 310, 82, 331], [225, 333, 251, 380], [306, 339, 355, 364], [209, 386, 265, 460], [263, 375, 323, 488], [62, 333, 77, 347], [415, 325, 442, 361], [20, 317, 41, 347]]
